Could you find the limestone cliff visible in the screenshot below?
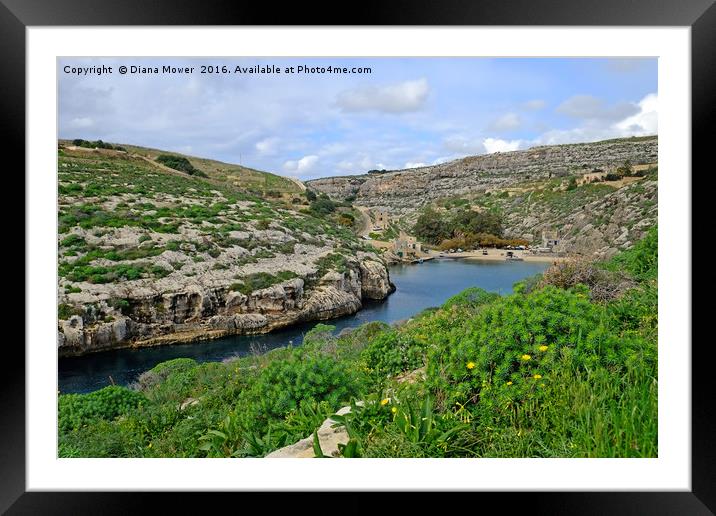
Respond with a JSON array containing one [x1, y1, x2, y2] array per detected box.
[[58, 255, 391, 356], [57, 146, 393, 356]]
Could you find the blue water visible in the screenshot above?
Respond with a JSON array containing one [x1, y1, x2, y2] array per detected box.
[[58, 259, 548, 394]]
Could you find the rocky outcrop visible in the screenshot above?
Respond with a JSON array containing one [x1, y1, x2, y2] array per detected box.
[[265, 405, 354, 458], [58, 256, 393, 357], [499, 178, 657, 259], [359, 259, 395, 299]]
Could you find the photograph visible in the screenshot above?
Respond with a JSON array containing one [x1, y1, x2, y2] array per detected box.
[[56, 56, 660, 459]]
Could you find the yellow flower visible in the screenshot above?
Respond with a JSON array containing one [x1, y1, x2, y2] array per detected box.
[[533, 374, 542, 379], [506, 381, 513, 386], [539, 345, 549, 352], [391, 406, 398, 414], [521, 354, 531, 361], [380, 398, 389, 406], [466, 361, 476, 370]]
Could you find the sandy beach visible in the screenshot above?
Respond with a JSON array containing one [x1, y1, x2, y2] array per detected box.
[[424, 248, 564, 263]]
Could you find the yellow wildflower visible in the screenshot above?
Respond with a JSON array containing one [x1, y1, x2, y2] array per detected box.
[[391, 406, 398, 414], [533, 374, 542, 379], [521, 354, 531, 361], [539, 345, 549, 352], [380, 398, 390, 406], [506, 381, 513, 386], [467, 361, 476, 370]]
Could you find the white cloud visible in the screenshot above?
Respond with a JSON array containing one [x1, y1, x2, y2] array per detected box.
[[283, 155, 319, 176], [488, 112, 521, 132], [432, 156, 455, 165], [336, 78, 429, 113], [614, 93, 658, 135], [404, 162, 427, 169], [68, 117, 94, 129], [523, 99, 546, 110], [255, 137, 279, 156], [443, 135, 486, 154], [536, 93, 658, 146], [483, 138, 523, 154], [556, 94, 638, 122]]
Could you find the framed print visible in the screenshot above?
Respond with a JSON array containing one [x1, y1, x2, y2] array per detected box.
[[5, 0, 712, 512]]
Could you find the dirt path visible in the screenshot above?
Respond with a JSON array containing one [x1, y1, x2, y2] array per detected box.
[[132, 154, 190, 178], [288, 177, 307, 192], [355, 206, 373, 237]]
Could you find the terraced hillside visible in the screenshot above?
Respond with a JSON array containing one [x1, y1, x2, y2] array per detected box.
[[57, 146, 392, 356]]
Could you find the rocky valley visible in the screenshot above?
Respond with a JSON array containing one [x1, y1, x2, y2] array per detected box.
[[57, 146, 392, 356], [307, 136, 658, 259]]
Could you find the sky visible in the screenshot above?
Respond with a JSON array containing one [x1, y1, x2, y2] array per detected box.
[[58, 57, 657, 180]]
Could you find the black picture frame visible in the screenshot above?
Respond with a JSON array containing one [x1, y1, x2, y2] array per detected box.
[[5, 0, 709, 512]]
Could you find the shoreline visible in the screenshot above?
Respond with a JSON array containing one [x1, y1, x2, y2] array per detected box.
[[59, 282, 398, 359], [424, 248, 565, 263]]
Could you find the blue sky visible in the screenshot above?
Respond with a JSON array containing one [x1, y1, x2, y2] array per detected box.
[[59, 57, 657, 179]]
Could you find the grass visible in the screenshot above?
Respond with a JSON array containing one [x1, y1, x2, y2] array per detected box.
[[58, 228, 657, 459], [57, 149, 366, 292], [230, 271, 299, 295]]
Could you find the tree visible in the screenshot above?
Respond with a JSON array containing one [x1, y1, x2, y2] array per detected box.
[[309, 196, 337, 216], [615, 160, 633, 178], [451, 208, 504, 237], [413, 208, 451, 244]]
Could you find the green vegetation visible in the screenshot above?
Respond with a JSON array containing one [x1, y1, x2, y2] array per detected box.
[[230, 271, 298, 295], [57, 149, 366, 295], [308, 193, 338, 216], [155, 154, 207, 177], [59, 228, 657, 458], [413, 206, 508, 247], [70, 139, 126, 151]]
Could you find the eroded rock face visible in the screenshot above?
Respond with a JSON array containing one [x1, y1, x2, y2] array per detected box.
[[58, 257, 392, 357], [359, 259, 394, 299]]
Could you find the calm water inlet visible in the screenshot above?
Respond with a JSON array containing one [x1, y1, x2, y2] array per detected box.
[[58, 259, 549, 394]]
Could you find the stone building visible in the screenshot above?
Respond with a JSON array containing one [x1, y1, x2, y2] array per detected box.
[[577, 170, 608, 185], [374, 209, 390, 229], [392, 231, 422, 258], [541, 230, 562, 251]]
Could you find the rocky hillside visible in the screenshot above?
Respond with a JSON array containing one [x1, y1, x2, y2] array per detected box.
[[306, 136, 657, 215], [470, 171, 657, 259], [307, 136, 657, 258], [57, 146, 392, 357]]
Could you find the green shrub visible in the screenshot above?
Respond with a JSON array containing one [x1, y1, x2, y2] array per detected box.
[[442, 287, 499, 310], [155, 154, 206, 176], [604, 226, 657, 281], [58, 303, 82, 320], [240, 351, 361, 426], [362, 330, 426, 381], [59, 385, 145, 432], [426, 286, 608, 411]]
